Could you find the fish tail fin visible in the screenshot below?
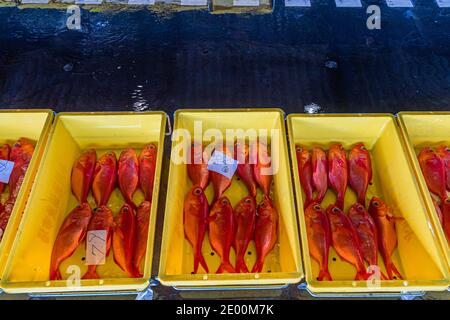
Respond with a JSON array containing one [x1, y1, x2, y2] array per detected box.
[[193, 249, 209, 274], [82, 266, 100, 280], [251, 259, 264, 273], [388, 262, 403, 280], [318, 267, 332, 281], [235, 257, 249, 273], [380, 271, 389, 281], [49, 267, 62, 281], [355, 270, 370, 281], [216, 260, 235, 274]]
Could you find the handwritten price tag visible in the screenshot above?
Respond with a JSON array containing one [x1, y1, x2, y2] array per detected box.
[[207, 151, 238, 180], [0, 160, 14, 184], [86, 230, 107, 265]]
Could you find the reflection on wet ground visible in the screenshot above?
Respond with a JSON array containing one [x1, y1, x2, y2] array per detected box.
[[1, 1, 450, 114]]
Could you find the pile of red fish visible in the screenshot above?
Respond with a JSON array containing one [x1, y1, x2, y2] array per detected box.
[[50, 144, 157, 280], [0, 138, 35, 241], [297, 143, 403, 281], [417, 146, 450, 243], [184, 141, 278, 274]]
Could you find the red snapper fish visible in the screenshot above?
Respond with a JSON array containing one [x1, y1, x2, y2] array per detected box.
[[113, 203, 139, 278], [0, 144, 11, 195], [184, 185, 209, 273], [82, 206, 114, 279], [253, 141, 273, 197], [418, 147, 446, 200], [139, 143, 157, 201], [208, 197, 235, 273], [296, 146, 313, 207], [233, 196, 256, 273], [304, 202, 332, 281], [92, 152, 117, 207], [328, 144, 348, 210], [210, 145, 233, 201], [187, 142, 210, 190], [327, 204, 368, 280], [118, 148, 139, 209], [349, 143, 372, 206], [133, 200, 151, 277], [311, 147, 328, 204], [71, 149, 97, 204], [235, 142, 257, 197], [252, 196, 278, 273], [50, 203, 92, 280], [368, 197, 403, 280], [436, 145, 450, 192], [442, 198, 450, 242]]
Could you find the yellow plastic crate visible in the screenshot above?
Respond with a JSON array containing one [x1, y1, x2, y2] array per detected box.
[[397, 112, 450, 274], [0, 109, 54, 283], [158, 109, 303, 288], [1, 111, 166, 294], [287, 113, 449, 294]]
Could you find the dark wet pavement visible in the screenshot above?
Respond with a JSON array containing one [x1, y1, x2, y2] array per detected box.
[[1, 1, 450, 114]]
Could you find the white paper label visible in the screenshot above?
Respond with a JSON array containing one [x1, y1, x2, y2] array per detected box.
[[75, 0, 102, 4], [233, 0, 259, 6], [86, 230, 107, 265], [181, 0, 206, 5], [207, 151, 238, 180], [436, 0, 450, 7], [0, 160, 14, 184], [285, 0, 310, 7], [386, 0, 413, 7], [334, 0, 362, 7]]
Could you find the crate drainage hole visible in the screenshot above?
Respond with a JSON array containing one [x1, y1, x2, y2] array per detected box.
[[332, 257, 336, 261], [81, 257, 85, 261], [210, 252, 214, 256], [247, 251, 252, 255]]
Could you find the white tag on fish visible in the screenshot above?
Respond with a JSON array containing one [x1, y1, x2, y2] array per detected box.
[[0, 160, 14, 184], [207, 151, 238, 180], [86, 230, 107, 265]]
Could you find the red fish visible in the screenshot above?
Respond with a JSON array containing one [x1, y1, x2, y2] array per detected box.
[[210, 145, 233, 201], [253, 141, 273, 196], [8, 138, 34, 196], [327, 204, 368, 280], [233, 196, 256, 273], [118, 148, 139, 209], [304, 202, 332, 281], [436, 146, 450, 192], [368, 197, 403, 280], [235, 142, 257, 197], [92, 152, 117, 207], [348, 203, 386, 280], [252, 196, 278, 273], [208, 197, 235, 273], [0, 197, 14, 240], [184, 185, 209, 273], [328, 144, 348, 210], [433, 198, 444, 226], [296, 146, 313, 207], [139, 144, 157, 201], [349, 143, 372, 206], [187, 142, 210, 190], [82, 206, 114, 279], [71, 149, 97, 204], [442, 198, 450, 242], [418, 147, 446, 200], [10, 138, 34, 163], [311, 147, 328, 204], [133, 200, 151, 277], [49, 203, 92, 280], [113, 203, 138, 278], [0, 144, 11, 195]]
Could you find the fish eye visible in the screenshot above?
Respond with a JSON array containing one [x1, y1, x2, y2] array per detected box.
[[446, 148, 450, 152], [296, 146, 302, 152], [332, 207, 340, 213], [446, 199, 450, 204], [123, 206, 129, 212], [149, 144, 155, 149], [244, 198, 252, 204], [193, 188, 202, 195], [360, 145, 366, 151], [222, 199, 228, 205], [357, 205, 364, 211], [373, 201, 379, 207], [313, 205, 321, 211]]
